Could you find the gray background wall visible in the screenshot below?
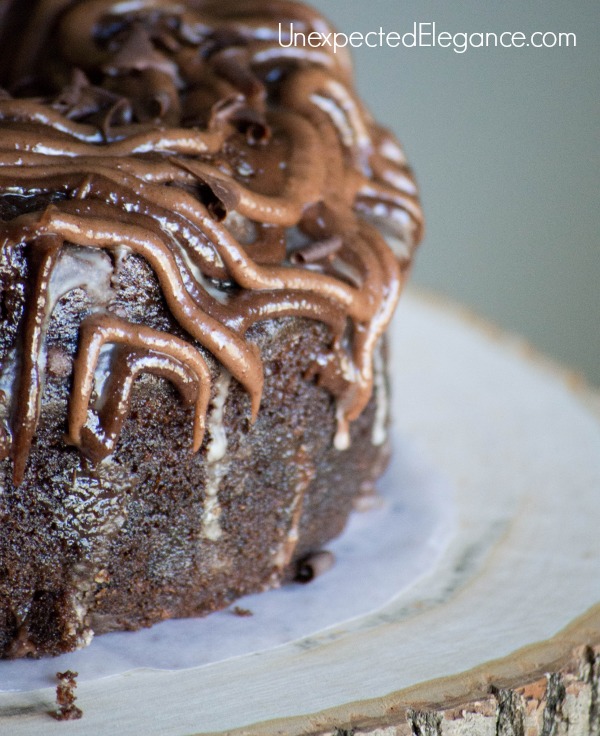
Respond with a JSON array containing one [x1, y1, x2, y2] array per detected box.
[[317, 0, 599, 385]]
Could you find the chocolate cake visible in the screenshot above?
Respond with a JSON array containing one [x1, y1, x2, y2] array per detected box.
[[0, 0, 423, 658]]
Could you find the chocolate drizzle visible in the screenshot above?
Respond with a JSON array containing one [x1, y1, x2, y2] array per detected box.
[[0, 0, 423, 484], [68, 313, 212, 463]]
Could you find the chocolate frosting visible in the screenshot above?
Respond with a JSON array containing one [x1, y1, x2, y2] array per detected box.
[[0, 0, 423, 485]]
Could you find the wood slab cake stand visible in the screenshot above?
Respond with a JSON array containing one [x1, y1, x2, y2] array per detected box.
[[1, 291, 599, 736]]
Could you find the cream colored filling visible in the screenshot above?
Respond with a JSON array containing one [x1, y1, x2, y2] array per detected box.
[[371, 340, 388, 446], [201, 369, 232, 541]]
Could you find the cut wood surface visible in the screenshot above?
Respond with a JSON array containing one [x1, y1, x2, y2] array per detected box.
[[1, 291, 599, 735]]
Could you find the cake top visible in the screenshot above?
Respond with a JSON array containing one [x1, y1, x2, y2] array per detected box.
[[0, 0, 423, 484]]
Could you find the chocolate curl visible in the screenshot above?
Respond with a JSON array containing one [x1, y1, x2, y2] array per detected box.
[[207, 94, 247, 130], [105, 68, 182, 125], [98, 98, 135, 139], [173, 158, 240, 220], [173, 110, 326, 226], [208, 96, 270, 144], [52, 67, 135, 131], [232, 107, 270, 144], [289, 236, 343, 264], [294, 551, 336, 583], [199, 211, 380, 326], [101, 22, 180, 80], [51, 68, 99, 119], [209, 46, 265, 103]]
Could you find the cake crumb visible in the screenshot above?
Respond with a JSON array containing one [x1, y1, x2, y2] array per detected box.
[[46, 346, 73, 378], [232, 606, 253, 617], [51, 670, 83, 721], [94, 568, 110, 584]]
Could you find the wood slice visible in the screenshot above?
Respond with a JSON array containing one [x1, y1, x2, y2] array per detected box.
[[1, 291, 599, 735]]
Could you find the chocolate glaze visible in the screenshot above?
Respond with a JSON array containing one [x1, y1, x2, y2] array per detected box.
[[0, 0, 423, 483]]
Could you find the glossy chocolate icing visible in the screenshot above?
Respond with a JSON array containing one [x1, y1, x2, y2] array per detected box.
[[0, 0, 423, 485]]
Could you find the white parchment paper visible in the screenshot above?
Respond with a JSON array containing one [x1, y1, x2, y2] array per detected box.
[[0, 436, 454, 693]]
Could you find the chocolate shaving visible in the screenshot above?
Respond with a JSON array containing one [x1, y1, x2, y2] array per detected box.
[[294, 550, 336, 583], [232, 606, 253, 617], [208, 93, 246, 130], [210, 47, 264, 101], [52, 69, 131, 124], [102, 23, 179, 81], [208, 97, 270, 143], [290, 236, 343, 264], [99, 97, 134, 138], [172, 158, 240, 218], [51, 670, 83, 721], [230, 105, 270, 143]]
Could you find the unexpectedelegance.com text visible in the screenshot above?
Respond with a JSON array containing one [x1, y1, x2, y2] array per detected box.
[[278, 22, 577, 54]]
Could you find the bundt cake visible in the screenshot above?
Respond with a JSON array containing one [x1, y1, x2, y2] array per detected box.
[[0, 0, 423, 658]]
